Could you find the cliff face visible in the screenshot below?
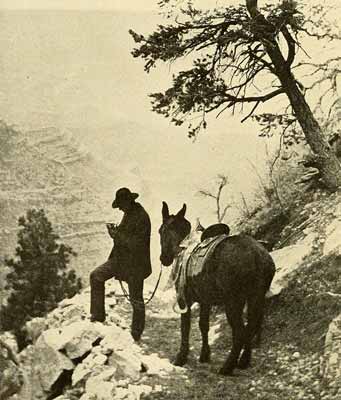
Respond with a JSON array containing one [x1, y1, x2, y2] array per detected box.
[[0, 126, 115, 291]]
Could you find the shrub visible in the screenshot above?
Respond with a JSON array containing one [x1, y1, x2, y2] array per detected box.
[[0, 209, 82, 348]]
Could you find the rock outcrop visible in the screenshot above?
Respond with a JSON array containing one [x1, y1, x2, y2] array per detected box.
[[321, 314, 341, 397], [6, 280, 184, 400], [268, 191, 341, 297], [0, 339, 23, 400]]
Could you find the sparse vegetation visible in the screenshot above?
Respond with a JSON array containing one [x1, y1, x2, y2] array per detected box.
[[198, 175, 231, 223], [0, 209, 82, 349]]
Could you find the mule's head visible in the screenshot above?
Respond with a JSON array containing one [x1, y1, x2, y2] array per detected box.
[[159, 201, 191, 266]]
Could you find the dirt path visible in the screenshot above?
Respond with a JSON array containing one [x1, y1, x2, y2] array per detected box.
[[113, 291, 324, 400]]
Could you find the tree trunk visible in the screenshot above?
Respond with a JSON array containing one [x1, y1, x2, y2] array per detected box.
[[280, 76, 341, 189], [246, 0, 341, 190]]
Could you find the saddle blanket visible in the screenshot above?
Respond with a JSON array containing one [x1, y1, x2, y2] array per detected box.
[[165, 233, 229, 309]]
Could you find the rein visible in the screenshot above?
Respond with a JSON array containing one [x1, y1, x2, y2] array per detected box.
[[118, 263, 163, 306], [169, 245, 189, 314]]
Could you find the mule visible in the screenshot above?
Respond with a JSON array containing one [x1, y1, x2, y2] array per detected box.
[[159, 202, 275, 375]]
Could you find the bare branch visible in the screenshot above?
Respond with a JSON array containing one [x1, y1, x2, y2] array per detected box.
[[198, 175, 230, 223], [220, 204, 231, 222], [241, 101, 260, 123], [198, 190, 216, 199]]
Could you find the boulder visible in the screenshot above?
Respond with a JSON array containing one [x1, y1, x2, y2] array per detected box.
[[25, 317, 47, 343], [0, 340, 23, 400], [321, 313, 341, 387], [112, 384, 152, 400], [0, 331, 19, 353], [58, 292, 90, 314], [19, 335, 74, 398], [114, 387, 131, 400], [93, 367, 117, 382], [107, 348, 143, 382], [42, 321, 106, 359], [127, 384, 153, 400], [34, 334, 74, 391], [140, 353, 175, 376], [60, 304, 86, 323], [83, 375, 116, 400], [98, 324, 135, 354], [72, 352, 110, 386]]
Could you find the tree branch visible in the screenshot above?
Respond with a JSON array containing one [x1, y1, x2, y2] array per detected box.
[[198, 190, 216, 199], [208, 88, 284, 114], [241, 101, 260, 123], [220, 204, 231, 222], [226, 88, 284, 105], [281, 26, 296, 67]]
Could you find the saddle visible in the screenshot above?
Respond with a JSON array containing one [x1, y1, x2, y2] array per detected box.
[[168, 225, 230, 310], [187, 233, 229, 281], [200, 223, 230, 242]]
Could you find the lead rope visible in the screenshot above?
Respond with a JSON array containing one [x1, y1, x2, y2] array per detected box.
[[118, 262, 163, 306]]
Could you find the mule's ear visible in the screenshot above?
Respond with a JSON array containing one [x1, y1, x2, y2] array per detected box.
[[162, 201, 169, 221], [176, 203, 187, 219]]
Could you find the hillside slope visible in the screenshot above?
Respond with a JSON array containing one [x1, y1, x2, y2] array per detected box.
[[1, 189, 341, 400]]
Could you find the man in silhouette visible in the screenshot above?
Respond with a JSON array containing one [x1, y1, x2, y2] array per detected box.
[[90, 187, 152, 341]]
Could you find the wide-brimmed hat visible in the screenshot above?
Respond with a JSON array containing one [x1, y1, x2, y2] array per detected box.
[[112, 187, 139, 208]]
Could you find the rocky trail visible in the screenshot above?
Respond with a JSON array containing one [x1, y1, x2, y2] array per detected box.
[[118, 281, 339, 400], [1, 190, 341, 400], [1, 256, 340, 400]]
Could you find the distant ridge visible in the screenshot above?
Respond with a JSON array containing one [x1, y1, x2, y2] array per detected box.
[[0, 125, 115, 298]]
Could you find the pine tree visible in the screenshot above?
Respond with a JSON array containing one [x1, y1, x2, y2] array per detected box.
[[130, 0, 341, 190], [0, 209, 82, 347]]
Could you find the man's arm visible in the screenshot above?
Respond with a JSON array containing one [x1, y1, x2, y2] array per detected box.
[[115, 210, 150, 249], [106, 223, 118, 239]]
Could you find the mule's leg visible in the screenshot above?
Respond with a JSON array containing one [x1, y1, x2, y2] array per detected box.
[[238, 294, 265, 369], [174, 308, 191, 366], [199, 304, 211, 363], [253, 303, 265, 348], [219, 297, 246, 376], [254, 274, 273, 347]]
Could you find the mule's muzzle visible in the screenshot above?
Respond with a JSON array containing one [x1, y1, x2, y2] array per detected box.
[[160, 254, 173, 267]]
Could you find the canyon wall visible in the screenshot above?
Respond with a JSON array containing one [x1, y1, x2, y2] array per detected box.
[[0, 126, 115, 298]]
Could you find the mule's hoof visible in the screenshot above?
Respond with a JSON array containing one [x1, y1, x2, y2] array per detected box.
[[218, 366, 234, 376], [173, 353, 188, 367], [238, 351, 251, 369], [237, 359, 250, 369]]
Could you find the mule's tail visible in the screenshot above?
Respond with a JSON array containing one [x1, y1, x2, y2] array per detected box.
[[255, 241, 276, 294], [265, 255, 276, 293], [250, 243, 276, 346]]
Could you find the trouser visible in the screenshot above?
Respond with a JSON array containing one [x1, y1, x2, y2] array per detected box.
[[90, 260, 145, 339]]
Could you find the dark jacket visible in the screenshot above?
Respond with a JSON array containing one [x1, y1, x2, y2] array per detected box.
[[109, 202, 152, 282]]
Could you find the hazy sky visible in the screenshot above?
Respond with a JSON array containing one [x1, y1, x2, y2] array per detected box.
[[0, 0, 339, 232], [1, 0, 339, 11], [0, 0, 226, 11]]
